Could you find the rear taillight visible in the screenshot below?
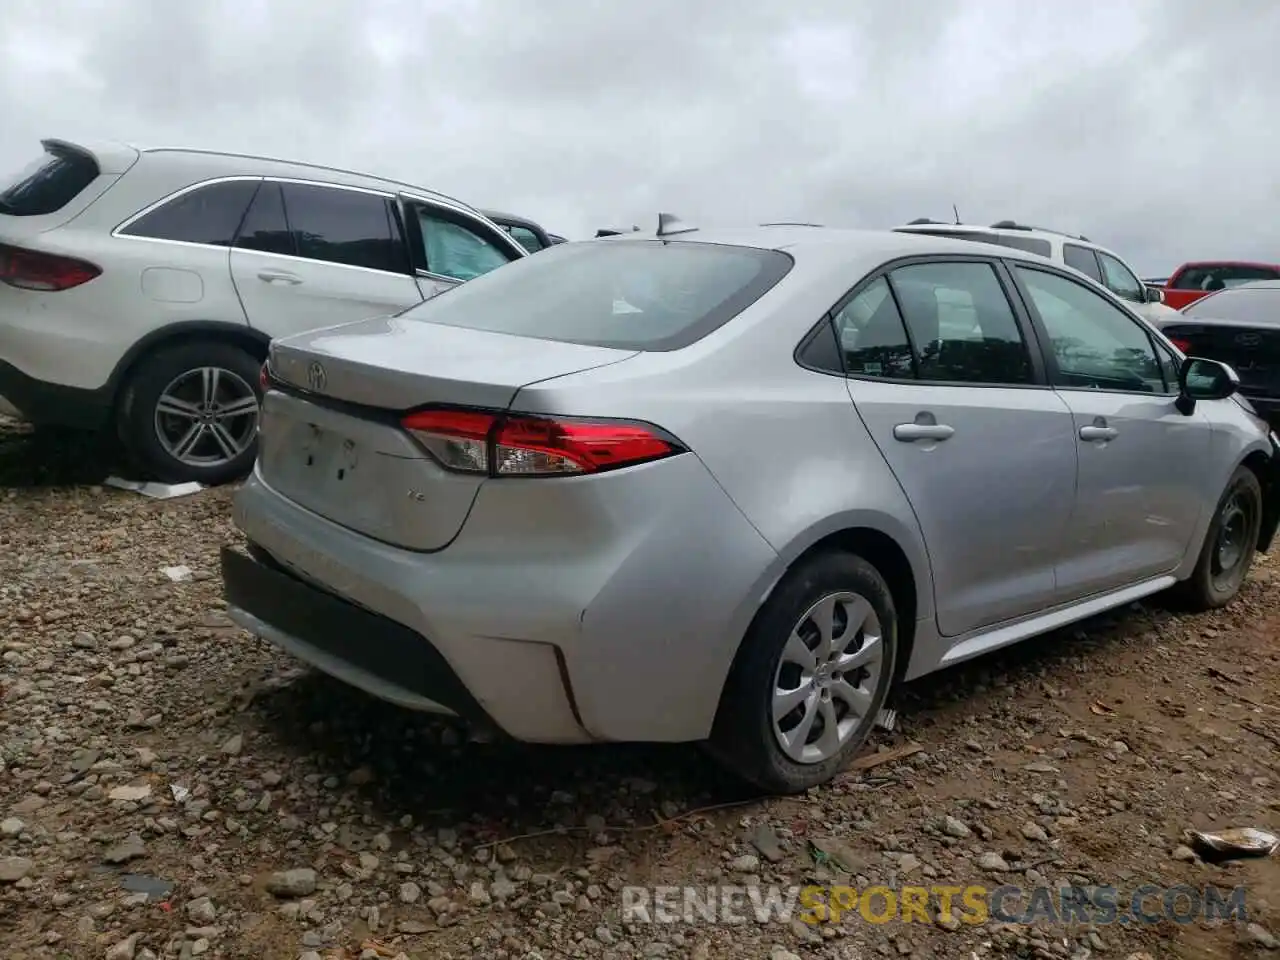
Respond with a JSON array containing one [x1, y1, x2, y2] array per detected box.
[[401, 407, 685, 477], [0, 243, 100, 291], [259, 361, 271, 391], [1169, 337, 1192, 354]]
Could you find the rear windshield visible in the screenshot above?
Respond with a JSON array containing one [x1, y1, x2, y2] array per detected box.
[[1182, 286, 1280, 325], [399, 238, 794, 351], [0, 145, 100, 217]]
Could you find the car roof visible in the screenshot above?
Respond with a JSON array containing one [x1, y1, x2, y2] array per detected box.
[[893, 221, 1136, 264], [74, 137, 474, 210], [600, 224, 1058, 268]]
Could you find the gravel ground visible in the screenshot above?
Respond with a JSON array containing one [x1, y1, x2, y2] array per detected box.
[[3, 414, 1280, 960]]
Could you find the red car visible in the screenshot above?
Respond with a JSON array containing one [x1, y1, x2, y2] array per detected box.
[[1158, 261, 1280, 310]]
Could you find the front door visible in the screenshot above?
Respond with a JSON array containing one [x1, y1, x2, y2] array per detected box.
[[229, 180, 423, 338], [1008, 262, 1212, 600], [834, 259, 1078, 637]]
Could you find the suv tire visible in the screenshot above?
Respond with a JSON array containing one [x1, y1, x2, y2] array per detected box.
[[116, 340, 263, 486]]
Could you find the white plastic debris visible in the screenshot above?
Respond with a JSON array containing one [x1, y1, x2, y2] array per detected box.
[[162, 566, 193, 582], [875, 708, 898, 733], [170, 784, 190, 803], [104, 477, 204, 499], [1187, 827, 1280, 860]]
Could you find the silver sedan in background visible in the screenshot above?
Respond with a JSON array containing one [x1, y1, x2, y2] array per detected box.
[[221, 223, 1280, 794]]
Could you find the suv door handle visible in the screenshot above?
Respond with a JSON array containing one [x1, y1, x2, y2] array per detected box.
[[258, 269, 302, 285], [1079, 425, 1118, 441], [893, 423, 954, 442]]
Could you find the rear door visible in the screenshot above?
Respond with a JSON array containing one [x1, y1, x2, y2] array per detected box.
[[229, 180, 423, 338], [836, 256, 1078, 637], [1008, 262, 1211, 600], [398, 196, 526, 300]]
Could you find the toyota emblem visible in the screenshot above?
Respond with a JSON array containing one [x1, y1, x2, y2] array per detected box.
[[1236, 332, 1262, 347], [306, 361, 327, 392]]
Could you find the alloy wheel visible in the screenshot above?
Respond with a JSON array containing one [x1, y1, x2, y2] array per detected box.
[[153, 366, 260, 468]]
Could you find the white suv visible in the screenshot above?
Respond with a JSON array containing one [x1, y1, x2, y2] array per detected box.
[[0, 138, 528, 484], [892, 219, 1179, 326]]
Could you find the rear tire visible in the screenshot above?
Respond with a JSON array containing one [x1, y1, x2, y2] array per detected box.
[[116, 340, 263, 486], [708, 551, 897, 795], [1176, 465, 1263, 611]]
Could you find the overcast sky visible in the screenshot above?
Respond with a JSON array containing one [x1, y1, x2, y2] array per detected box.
[[2, 0, 1274, 274]]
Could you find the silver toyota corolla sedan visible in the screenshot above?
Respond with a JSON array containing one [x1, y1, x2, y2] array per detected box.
[[221, 223, 1280, 794]]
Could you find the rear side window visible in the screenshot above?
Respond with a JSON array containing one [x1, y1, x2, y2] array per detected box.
[[234, 182, 295, 256], [280, 183, 408, 274], [0, 145, 100, 217], [507, 225, 546, 253], [398, 239, 794, 352], [120, 180, 258, 246], [1063, 243, 1103, 282], [987, 234, 1052, 257]]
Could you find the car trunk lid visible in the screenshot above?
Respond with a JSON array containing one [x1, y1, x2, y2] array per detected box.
[[259, 315, 638, 550], [1162, 319, 1280, 397]]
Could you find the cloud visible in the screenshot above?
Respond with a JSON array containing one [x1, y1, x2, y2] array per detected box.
[[2, 0, 1276, 273]]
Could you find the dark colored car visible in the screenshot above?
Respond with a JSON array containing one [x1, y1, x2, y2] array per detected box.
[[1155, 280, 1280, 425], [481, 209, 560, 253]]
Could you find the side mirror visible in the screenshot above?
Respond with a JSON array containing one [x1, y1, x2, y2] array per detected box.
[[1145, 285, 1165, 304], [1175, 356, 1239, 414]]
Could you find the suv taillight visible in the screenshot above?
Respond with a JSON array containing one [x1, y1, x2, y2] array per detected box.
[[0, 243, 101, 291], [401, 407, 685, 477]]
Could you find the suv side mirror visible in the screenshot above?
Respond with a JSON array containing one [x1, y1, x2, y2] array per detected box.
[[1145, 285, 1165, 304], [1175, 356, 1239, 414]]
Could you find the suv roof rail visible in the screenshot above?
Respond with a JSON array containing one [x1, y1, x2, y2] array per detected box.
[[760, 221, 824, 227], [990, 220, 1091, 243], [907, 217, 948, 225]]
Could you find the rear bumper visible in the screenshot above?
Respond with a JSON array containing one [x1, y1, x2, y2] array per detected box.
[[226, 456, 779, 744], [221, 545, 491, 722], [0, 359, 111, 430]]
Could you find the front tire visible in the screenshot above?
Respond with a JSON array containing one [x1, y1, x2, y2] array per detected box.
[[1177, 465, 1263, 610], [116, 340, 263, 486], [709, 552, 897, 795]]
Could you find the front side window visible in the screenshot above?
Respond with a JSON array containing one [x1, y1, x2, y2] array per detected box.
[[506, 225, 545, 253], [122, 180, 259, 246], [888, 261, 1033, 385], [415, 209, 516, 281], [1063, 243, 1103, 283], [280, 183, 407, 274], [1097, 251, 1145, 303], [1015, 265, 1166, 393]]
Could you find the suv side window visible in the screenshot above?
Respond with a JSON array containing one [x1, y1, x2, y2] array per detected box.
[[506, 225, 545, 253], [1063, 243, 1104, 283], [1096, 251, 1145, 303], [121, 180, 259, 246], [234, 182, 296, 256], [412, 207, 518, 281], [888, 261, 1033, 385], [988, 234, 1052, 257], [279, 183, 408, 274], [1014, 265, 1167, 394]]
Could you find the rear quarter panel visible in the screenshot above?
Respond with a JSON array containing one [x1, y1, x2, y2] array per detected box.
[[509, 253, 934, 701]]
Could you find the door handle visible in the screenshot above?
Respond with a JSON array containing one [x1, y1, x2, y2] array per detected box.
[[257, 269, 302, 285], [893, 423, 954, 442], [1079, 425, 1118, 441]]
